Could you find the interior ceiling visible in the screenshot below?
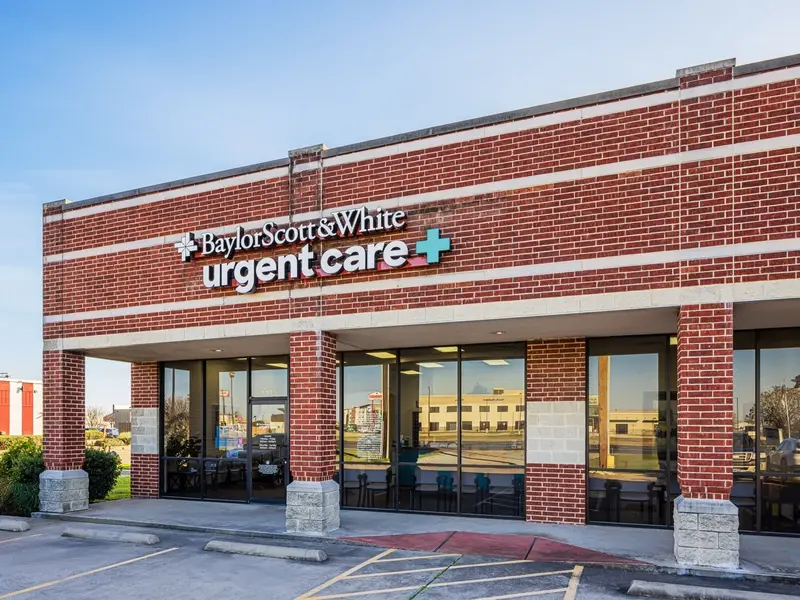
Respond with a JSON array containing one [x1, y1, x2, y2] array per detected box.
[[81, 298, 800, 364]]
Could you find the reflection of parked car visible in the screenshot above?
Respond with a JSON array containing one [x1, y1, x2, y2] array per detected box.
[[733, 432, 756, 471], [767, 438, 800, 471]]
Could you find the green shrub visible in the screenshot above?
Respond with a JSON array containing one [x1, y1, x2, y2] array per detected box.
[[118, 432, 131, 445], [0, 435, 42, 452], [0, 438, 45, 516], [102, 438, 126, 447], [84, 449, 121, 502], [85, 429, 104, 441]]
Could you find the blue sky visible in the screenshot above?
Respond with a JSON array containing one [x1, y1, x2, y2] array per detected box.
[[2, 1, 800, 412]]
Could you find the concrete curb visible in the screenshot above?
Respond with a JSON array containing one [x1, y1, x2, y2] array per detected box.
[[0, 519, 30, 532], [204, 540, 327, 562], [61, 526, 160, 545], [31, 512, 800, 584], [627, 579, 800, 600]]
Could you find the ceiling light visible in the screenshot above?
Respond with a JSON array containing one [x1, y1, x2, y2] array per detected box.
[[417, 362, 444, 368], [266, 362, 288, 369], [434, 346, 458, 353], [212, 349, 223, 353], [401, 370, 421, 375], [493, 331, 505, 335], [366, 351, 396, 360], [669, 336, 678, 346], [483, 359, 509, 366]]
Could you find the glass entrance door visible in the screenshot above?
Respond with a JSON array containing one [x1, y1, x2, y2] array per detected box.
[[248, 398, 289, 502]]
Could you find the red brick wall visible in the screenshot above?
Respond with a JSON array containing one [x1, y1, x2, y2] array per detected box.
[[131, 362, 159, 498], [42, 67, 800, 331], [676, 303, 734, 500], [289, 331, 337, 482], [526, 464, 586, 524], [42, 351, 85, 471], [131, 454, 159, 499], [131, 363, 159, 408], [526, 339, 586, 524], [527, 338, 586, 402]]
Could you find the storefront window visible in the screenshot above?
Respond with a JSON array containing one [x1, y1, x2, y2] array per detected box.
[[587, 336, 674, 526], [160, 356, 289, 502], [757, 329, 800, 534], [340, 352, 398, 508], [162, 361, 203, 498], [340, 343, 525, 517]]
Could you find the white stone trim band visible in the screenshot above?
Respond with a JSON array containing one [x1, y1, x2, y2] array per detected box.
[[43, 278, 800, 351], [44, 236, 800, 325], [45, 166, 288, 224], [44, 64, 800, 226], [44, 132, 800, 265]]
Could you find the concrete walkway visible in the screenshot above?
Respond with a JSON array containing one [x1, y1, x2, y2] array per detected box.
[[33, 498, 799, 577]]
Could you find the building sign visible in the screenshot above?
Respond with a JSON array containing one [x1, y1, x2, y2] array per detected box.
[[174, 207, 452, 294]]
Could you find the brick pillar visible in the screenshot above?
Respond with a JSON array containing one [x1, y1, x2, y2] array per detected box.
[[285, 330, 339, 533], [131, 363, 159, 499], [674, 303, 738, 569], [39, 350, 89, 513], [525, 338, 586, 524]]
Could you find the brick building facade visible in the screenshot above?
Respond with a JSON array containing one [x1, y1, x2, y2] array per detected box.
[[41, 55, 800, 568]]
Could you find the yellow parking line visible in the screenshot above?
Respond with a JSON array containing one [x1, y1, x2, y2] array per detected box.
[[474, 589, 568, 600], [344, 559, 533, 579], [0, 534, 41, 545], [294, 548, 395, 600], [563, 565, 583, 600], [373, 553, 461, 563], [0, 547, 179, 599], [310, 569, 574, 599]]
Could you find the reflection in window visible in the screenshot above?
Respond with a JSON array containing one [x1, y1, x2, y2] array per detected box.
[[587, 336, 674, 526], [205, 359, 248, 460], [342, 352, 397, 464], [162, 362, 203, 460], [251, 357, 289, 398], [400, 347, 458, 462], [460, 344, 525, 468], [340, 343, 526, 517], [758, 330, 800, 534]]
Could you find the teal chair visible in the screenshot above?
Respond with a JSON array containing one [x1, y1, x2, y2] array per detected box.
[[436, 471, 455, 512]]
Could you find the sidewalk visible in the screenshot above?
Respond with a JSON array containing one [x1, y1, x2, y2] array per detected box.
[[33, 498, 799, 578]]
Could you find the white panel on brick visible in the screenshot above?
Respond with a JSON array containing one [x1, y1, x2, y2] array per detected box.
[[131, 408, 159, 455], [526, 401, 586, 466]]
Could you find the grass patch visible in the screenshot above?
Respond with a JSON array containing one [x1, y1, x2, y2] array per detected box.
[[98, 476, 131, 502], [120, 464, 130, 469]]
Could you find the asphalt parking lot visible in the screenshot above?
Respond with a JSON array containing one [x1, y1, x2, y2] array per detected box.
[[1, 521, 799, 600]]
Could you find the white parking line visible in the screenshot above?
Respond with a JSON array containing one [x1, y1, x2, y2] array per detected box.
[[0, 547, 179, 599], [373, 553, 461, 563], [310, 569, 574, 599], [0, 535, 41, 545], [295, 548, 396, 600], [563, 565, 584, 600], [344, 559, 535, 579]]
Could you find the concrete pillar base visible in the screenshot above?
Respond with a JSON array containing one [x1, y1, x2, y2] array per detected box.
[[285, 480, 340, 534], [673, 496, 739, 569], [39, 470, 89, 513]]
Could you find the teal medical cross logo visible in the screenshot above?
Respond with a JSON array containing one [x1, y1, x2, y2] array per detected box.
[[416, 228, 451, 264]]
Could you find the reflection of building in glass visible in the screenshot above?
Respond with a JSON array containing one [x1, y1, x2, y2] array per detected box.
[[343, 404, 383, 433], [419, 389, 525, 433]]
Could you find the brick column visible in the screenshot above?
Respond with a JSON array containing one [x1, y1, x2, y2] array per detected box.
[[39, 350, 89, 513], [131, 363, 159, 499], [674, 303, 738, 569], [525, 338, 586, 524], [286, 330, 339, 533]]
